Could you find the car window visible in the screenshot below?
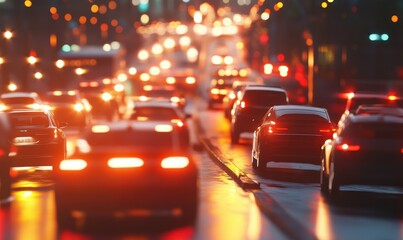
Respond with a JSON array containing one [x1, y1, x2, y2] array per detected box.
[[131, 107, 180, 120], [243, 90, 287, 107], [86, 130, 177, 150], [10, 113, 49, 127], [2, 97, 36, 105], [342, 122, 403, 139]]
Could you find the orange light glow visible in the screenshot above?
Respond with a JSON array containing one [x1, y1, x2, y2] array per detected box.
[[161, 157, 189, 169], [154, 125, 173, 132], [60, 159, 87, 170], [336, 143, 360, 151], [108, 158, 144, 168], [91, 125, 110, 133], [388, 95, 397, 101]]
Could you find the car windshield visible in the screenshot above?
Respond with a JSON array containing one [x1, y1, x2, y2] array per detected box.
[[86, 129, 178, 150], [43, 95, 77, 104], [2, 97, 36, 105], [131, 107, 180, 120], [343, 122, 403, 139], [9, 113, 49, 127], [243, 91, 287, 107]]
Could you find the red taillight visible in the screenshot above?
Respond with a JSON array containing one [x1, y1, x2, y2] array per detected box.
[[336, 143, 360, 152], [0, 148, 5, 157], [319, 129, 331, 133], [268, 126, 288, 134], [401, 148, 403, 154], [161, 157, 189, 169]]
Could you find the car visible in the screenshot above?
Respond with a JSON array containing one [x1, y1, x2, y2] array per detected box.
[[54, 120, 198, 229], [320, 112, 403, 197], [0, 112, 15, 199], [355, 104, 403, 116], [129, 99, 191, 149], [252, 105, 334, 172], [0, 91, 46, 110], [207, 75, 235, 109], [222, 81, 261, 120], [337, 92, 402, 127], [137, 84, 186, 109], [80, 91, 120, 122], [42, 90, 92, 128], [6, 109, 67, 169], [230, 85, 289, 144]]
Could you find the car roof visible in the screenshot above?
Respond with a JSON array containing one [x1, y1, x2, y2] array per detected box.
[[347, 113, 403, 124], [355, 105, 403, 116], [243, 85, 287, 93], [1, 92, 39, 98], [348, 92, 399, 99], [273, 105, 330, 119], [133, 99, 179, 108]]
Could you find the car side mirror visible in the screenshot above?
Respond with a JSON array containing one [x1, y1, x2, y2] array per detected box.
[[59, 121, 68, 128]]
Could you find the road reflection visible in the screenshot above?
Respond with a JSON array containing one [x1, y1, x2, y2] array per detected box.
[[314, 194, 334, 240], [0, 190, 57, 240]]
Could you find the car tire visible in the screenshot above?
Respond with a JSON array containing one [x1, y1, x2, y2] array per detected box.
[[257, 147, 268, 172], [181, 188, 198, 224], [320, 159, 329, 194], [252, 154, 257, 169], [328, 161, 340, 196], [230, 127, 240, 144], [55, 194, 74, 230]]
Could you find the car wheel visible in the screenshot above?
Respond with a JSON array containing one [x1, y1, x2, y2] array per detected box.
[[55, 194, 74, 230], [251, 153, 257, 169], [328, 161, 340, 196], [230, 127, 240, 144], [320, 159, 329, 194], [257, 147, 268, 172], [181, 189, 198, 224]]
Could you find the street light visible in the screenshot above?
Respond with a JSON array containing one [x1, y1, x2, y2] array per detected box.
[[3, 30, 13, 40], [27, 56, 38, 65]]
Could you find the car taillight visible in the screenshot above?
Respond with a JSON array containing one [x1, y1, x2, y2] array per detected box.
[[108, 157, 144, 168], [59, 159, 87, 170], [74, 103, 84, 112], [268, 126, 288, 134], [240, 101, 246, 108], [401, 148, 403, 154], [161, 156, 189, 169], [336, 143, 360, 152]]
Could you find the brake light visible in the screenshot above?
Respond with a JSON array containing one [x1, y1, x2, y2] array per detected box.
[[401, 148, 403, 154], [59, 159, 87, 170], [388, 95, 397, 101], [336, 143, 360, 152], [74, 103, 84, 112], [319, 129, 331, 133], [0, 148, 4, 157], [240, 101, 246, 108], [108, 158, 144, 168], [161, 156, 189, 169]]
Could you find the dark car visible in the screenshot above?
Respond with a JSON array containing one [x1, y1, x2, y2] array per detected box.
[[207, 74, 237, 109], [230, 86, 289, 144], [252, 105, 334, 172], [129, 99, 191, 149], [0, 91, 46, 110], [0, 112, 15, 199], [81, 91, 120, 122], [320, 111, 403, 197], [54, 120, 198, 229], [337, 92, 402, 128], [42, 90, 92, 128], [7, 109, 67, 169]]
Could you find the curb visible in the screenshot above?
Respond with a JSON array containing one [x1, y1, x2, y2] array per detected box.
[[199, 136, 260, 189]]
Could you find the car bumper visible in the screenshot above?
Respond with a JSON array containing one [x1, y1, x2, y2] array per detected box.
[[55, 168, 198, 212], [335, 152, 403, 186]]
